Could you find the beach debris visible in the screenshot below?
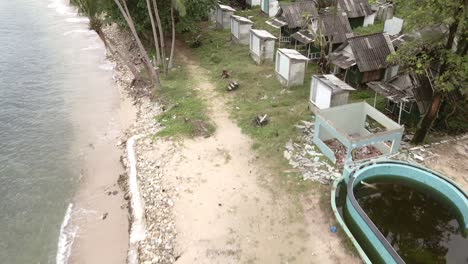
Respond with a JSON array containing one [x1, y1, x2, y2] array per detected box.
[[221, 70, 230, 79], [101, 212, 108, 220], [226, 81, 239, 91], [330, 226, 337, 233], [254, 114, 269, 126]]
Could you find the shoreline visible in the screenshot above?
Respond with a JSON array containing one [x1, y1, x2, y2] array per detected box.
[[60, 21, 139, 263]]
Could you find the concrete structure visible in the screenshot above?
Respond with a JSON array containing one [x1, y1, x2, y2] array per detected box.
[[216, 4, 235, 29], [230, 15, 253, 45], [309, 75, 355, 111], [249, 29, 277, 64], [260, 0, 280, 17], [313, 102, 404, 164], [275, 48, 310, 87], [247, 0, 261, 6]]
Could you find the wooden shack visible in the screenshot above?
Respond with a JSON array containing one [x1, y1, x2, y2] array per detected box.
[[231, 15, 253, 45], [216, 4, 235, 29], [249, 29, 277, 64], [275, 48, 310, 87], [266, 1, 318, 44], [337, 0, 373, 28], [309, 74, 355, 111], [330, 33, 397, 86]]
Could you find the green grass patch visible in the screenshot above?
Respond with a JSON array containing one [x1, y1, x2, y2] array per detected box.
[[353, 23, 384, 36], [154, 66, 215, 138]]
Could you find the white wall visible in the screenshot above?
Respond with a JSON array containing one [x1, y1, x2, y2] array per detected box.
[[231, 20, 239, 38], [276, 52, 290, 79], [250, 34, 261, 55], [363, 13, 376, 27], [247, 0, 261, 6], [315, 83, 332, 109]]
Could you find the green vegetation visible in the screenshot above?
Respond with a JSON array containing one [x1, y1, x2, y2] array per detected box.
[[155, 66, 215, 138], [390, 0, 467, 142], [353, 23, 384, 36]]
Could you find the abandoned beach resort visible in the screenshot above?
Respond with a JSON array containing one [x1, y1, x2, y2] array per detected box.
[[1, 0, 467, 263]]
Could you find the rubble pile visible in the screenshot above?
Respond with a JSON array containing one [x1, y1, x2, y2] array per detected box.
[[103, 23, 178, 264], [283, 116, 341, 184]]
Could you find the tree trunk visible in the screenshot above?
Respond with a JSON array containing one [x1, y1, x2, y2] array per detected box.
[[96, 29, 143, 82], [412, 6, 462, 144], [168, 1, 176, 69], [152, 0, 168, 75], [113, 0, 161, 89], [412, 92, 442, 143], [145, 0, 162, 65]]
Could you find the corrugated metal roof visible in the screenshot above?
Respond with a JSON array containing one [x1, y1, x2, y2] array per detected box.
[[330, 45, 356, 69], [291, 30, 314, 44], [337, 0, 372, 18], [231, 15, 253, 24], [251, 29, 277, 40], [348, 33, 395, 72], [314, 74, 356, 94], [317, 13, 353, 44], [278, 48, 310, 61], [266, 17, 288, 28], [218, 4, 236, 12], [367, 73, 433, 113], [279, 1, 318, 29]]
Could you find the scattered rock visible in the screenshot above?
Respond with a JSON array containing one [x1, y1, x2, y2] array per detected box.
[[101, 212, 108, 220]]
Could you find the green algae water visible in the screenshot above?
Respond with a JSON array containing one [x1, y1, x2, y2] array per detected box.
[[354, 181, 468, 264]]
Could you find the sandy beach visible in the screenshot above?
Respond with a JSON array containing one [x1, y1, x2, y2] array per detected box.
[[64, 24, 139, 264]]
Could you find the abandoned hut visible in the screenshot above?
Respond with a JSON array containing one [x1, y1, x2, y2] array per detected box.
[[260, 0, 280, 17], [266, 1, 318, 44], [275, 48, 310, 87], [367, 73, 433, 124], [337, 0, 373, 28], [216, 4, 236, 30], [231, 15, 253, 45], [313, 102, 404, 165], [330, 33, 397, 86], [309, 74, 355, 112], [247, 0, 260, 7], [249, 29, 277, 64], [290, 30, 316, 59], [309, 12, 354, 52]]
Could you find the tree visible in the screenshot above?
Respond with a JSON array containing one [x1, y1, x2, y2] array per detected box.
[[112, 0, 162, 89], [389, 0, 467, 143], [70, 0, 143, 82]]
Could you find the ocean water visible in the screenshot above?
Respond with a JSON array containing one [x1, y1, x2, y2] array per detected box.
[[0, 0, 118, 263]]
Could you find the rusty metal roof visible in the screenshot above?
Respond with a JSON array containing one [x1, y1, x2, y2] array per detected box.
[[291, 30, 315, 44], [317, 13, 353, 44], [278, 1, 318, 29], [337, 0, 372, 18], [348, 33, 395, 72], [367, 73, 433, 113]]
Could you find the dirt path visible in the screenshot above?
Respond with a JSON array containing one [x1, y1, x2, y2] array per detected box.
[[150, 48, 360, 263]]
